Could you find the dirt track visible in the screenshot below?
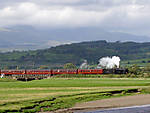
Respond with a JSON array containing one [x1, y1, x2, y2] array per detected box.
[[72, 94, 150, 112], [45, 94, 150, 113]]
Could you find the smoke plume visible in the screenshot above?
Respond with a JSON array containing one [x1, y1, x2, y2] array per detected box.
[[98, 56, 120, 69], [80, 60, 88, 69]]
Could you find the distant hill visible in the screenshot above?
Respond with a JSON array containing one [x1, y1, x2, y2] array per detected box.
[[1, 26, 150, 52], [0, 40, 150, 69]]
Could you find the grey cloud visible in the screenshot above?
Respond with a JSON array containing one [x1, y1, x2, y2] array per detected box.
[[0, 0, 150, 36]]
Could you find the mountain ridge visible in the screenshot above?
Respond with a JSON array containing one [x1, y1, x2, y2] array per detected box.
[[0, 26, 150, 52]]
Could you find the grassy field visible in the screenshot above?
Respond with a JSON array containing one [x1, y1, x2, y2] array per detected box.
[[121, 58, 150, 67], [0, 78, 150, 112]]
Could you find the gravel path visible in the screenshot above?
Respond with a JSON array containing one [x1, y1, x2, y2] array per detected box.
[[42, 94, 150, 113], [72, 94, 150, 112]]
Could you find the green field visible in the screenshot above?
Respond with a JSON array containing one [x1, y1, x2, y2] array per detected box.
[[0, 78, 150, 112], [121, 58, 150, 67]]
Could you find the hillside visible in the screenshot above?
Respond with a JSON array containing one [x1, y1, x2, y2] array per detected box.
[[0, 40, 150, 69]]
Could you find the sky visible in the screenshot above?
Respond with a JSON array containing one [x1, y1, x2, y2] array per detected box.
[[0, 0, 150, 36]]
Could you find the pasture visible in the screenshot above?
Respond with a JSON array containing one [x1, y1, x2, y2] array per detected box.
[[0, 78, 150, 112]]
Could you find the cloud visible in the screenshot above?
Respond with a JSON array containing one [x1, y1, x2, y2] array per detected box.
[[0, 2, 111, 28], [0, 0, 150, 35]]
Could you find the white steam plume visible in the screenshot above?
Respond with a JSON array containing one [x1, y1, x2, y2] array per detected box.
[[80, 60, 88, 69], [98, 56, 120, 69]]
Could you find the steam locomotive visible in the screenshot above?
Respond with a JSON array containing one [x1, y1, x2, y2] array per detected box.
[[0, 68, 128, 76]]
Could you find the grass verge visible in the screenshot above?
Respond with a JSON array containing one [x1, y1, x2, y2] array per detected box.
[[0, 88, 140, 113]]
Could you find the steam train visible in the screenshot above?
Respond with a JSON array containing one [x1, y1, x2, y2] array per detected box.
[[0, 68, 128, 76]]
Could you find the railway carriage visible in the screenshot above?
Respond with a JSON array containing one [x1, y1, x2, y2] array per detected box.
[[78, 69, 103, 74], [0, 68, 128, 77]]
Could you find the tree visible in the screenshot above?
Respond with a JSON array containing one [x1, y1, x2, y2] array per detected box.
[[128, 64, 141, 75], [143, 64, 150, 72], [64, 63, 77, 69]]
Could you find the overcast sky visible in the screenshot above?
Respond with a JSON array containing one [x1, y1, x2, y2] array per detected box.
[[0, 0, 150, 36]]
